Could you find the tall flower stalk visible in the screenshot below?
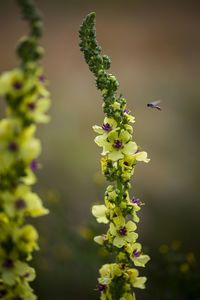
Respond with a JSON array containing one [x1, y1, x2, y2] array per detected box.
[[0, 1, 50, 299], [79, 13, 150, 300]]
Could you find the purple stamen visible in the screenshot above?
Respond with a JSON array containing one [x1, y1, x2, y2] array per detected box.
[[123, 108, 129, 114], [13, 81, 23, 90], [27, 102, 36, 111], [30, 159, 38, 171], [135, 149, 140, 154], [112, 140, 123, 149], [102, 123, 111, 132], [118, 226, 127, 236], [8, 141, 18, 152], [131, 197, 141, 207], [24, 272, 30, 278], [124, 161, 129, 166], [132, 249, 141, 257], [15, 198, 26, 210], [98, 284, 106, 292], [38, 75, 45, 82], [3, 258, 14, 269]]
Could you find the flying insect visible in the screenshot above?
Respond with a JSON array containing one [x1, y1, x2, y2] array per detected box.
[[147, 100, 162, 110]]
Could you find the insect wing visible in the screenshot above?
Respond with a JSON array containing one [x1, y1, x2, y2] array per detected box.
[[149, 100, 161, 106]]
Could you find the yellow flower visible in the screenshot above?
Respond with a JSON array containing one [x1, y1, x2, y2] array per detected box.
[[126, 243, 150, 267], [93, 116, 118, 135], [127, 269, 147, 289], [109, 216, 138, 248], [16, 225, 39, 259], [0, 68, 34, 97], [98, 263, 122, 285], [95, 128, 137, 161], [1, 184, 48, 219], [94, 234, 108, 246], [0, 119, 41, 172], [92, 205, 109, 224]]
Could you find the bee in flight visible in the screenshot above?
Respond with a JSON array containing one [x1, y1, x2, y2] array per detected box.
[[147, 100, 162, 110]]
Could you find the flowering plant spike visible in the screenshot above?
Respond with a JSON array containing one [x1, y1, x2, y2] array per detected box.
[[79, 12, 150, 299], [0, 0, 50, 299]]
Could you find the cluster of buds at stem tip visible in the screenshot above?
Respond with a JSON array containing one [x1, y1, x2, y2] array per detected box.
[[0, 0, 51, 299], [79, 12, 150, 300]]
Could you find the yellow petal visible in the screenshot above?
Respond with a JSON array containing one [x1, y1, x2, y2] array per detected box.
[[123, 142, 137, 156]]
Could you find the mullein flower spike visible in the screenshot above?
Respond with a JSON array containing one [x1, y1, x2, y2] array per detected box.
[[0, 0, 50, 299], [79, 12, 150, 299]]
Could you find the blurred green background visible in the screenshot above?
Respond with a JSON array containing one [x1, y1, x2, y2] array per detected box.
[[0, 0, 200, 299]]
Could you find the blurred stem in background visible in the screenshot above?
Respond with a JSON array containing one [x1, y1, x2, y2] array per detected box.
[[79, 12, 150, 299], [0, 0, 50, 299]]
